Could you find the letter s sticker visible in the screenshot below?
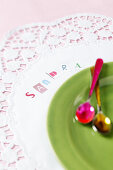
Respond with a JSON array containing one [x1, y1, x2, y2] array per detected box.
[[25, 92, 35, 98]]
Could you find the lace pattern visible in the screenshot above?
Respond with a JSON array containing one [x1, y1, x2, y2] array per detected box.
[[0, 14, 113, 169]]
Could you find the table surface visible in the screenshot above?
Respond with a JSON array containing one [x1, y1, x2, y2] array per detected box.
[[0, 0, 113, 41]]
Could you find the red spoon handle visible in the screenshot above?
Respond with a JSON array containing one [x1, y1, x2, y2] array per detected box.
[[89, 58, 103, 97]]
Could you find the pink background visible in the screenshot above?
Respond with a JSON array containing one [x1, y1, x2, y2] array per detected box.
[[0, 0, 113, 40]]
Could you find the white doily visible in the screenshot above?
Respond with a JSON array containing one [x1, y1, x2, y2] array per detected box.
[[0, 13, 113, 169]]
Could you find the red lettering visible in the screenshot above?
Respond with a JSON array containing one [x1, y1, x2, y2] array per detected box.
[[49, 71, 57, 77], [25, 92, 35, 98]]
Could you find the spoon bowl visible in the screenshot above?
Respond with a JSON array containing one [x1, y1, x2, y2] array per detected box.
[[93, 112, 111, 133], [90, 66, 112, 134], [76, 102, 95, 124], [76, 58, 103, 124]]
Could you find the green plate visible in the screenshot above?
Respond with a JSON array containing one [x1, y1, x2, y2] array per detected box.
[[47, 62, 113, 170]]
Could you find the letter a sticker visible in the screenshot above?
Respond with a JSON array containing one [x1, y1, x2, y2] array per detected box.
[[33, 83, 48, 94]]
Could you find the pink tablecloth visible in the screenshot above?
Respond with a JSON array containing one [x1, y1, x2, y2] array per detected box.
[[0, 0, 113, 40]]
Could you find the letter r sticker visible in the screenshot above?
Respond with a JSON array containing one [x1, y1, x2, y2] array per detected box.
[[33, 83, 48, 93]]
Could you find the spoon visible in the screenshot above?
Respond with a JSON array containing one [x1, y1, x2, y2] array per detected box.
[[91, 67, 112, 134], [76, 58, 103, 124]]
